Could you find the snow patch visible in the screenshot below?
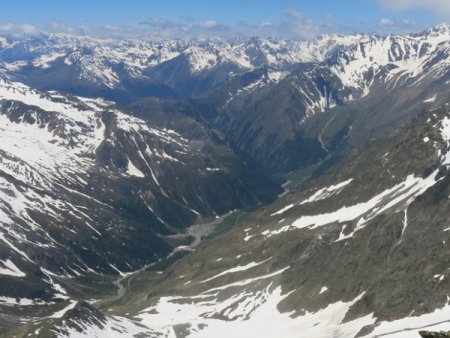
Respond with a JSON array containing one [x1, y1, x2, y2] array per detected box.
[[271, 204, 294, 216], [0, 259, 25, 277], [300, 179, 353, 205]]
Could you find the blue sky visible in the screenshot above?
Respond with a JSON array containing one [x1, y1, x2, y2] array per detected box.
[[0, 0, 448, 39]]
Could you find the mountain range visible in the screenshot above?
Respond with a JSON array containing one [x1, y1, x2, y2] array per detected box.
[[1, 24, 450, 337]]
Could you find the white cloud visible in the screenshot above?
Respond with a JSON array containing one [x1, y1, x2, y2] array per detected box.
[[379, 18, 394, 26], [259, 21, 273, 28], [376, 17, 422, 34], [0, 8, 431, 41], [0, 23, 39, 36], [273, 9, 321, 40], [379, 0, 450, 19], [136, 10, 323, 40], [199, 20, 218, 29]]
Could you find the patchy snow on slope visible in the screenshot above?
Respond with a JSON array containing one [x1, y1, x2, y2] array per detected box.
[[319, 286, 328, 294], [200, 258, 271, 283], [0, 79, 190, 186], [32, 52, 66, 68], [59, 271, 450, 338], [360, 302, 450, 337], [267, 71, 288, 82], [180, 291, 371, 338], [185, 46, 218, 73], [263, 172, 439, 238], [0, 113, 88, 180], [270, 204, 294, 216], [49, 300, 77, 319], [439, 116, 450, 165], [125, 159, 145, 178], [263, 111, 450, 239], [115, 112, 189, 150], [424, 94, 437, 103], [67, 286, 374, 338], [59, 315, 158, 338], [300, 178, 353, 205], [0, 296, 45, 306], [0, 79, 93, 126], [0, 259, 25, 277]]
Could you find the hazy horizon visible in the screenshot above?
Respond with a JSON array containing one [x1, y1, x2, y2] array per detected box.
[[0, 0, 448, 40]]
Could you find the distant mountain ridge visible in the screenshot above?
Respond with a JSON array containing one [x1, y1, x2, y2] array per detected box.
[[0, 30, 398, 101], [1, 25, 448, 173], [0, 25, 448, 103]]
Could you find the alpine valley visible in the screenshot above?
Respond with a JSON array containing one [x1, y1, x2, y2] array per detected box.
[[1, 24, 450, 338]]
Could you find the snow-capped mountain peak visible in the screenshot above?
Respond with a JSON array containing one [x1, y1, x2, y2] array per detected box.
[[419, 22, 450, 38]]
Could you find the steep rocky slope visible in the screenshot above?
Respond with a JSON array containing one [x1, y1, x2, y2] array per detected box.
[[28, 103, 450, 338], [0, 78, 281, 334]]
